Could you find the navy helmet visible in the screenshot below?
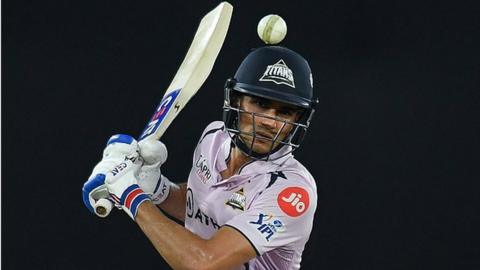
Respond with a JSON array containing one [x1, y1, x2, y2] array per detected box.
[[223, 46, 318, 160]]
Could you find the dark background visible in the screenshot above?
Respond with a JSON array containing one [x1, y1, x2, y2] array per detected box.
[[3, 0, 480, 269]]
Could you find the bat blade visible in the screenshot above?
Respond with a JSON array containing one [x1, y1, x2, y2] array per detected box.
[[94, 2, 233, 217], [139, 2, 233, 141]]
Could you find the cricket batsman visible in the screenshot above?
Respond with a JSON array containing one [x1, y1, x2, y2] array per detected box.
[[83, 46, 319, 269]]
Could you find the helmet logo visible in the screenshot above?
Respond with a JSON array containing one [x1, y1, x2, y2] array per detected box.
[[259, 59, 295, 88]]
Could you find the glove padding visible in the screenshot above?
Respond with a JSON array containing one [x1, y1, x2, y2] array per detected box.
[[82, 134, 138, 214], [82, 134, 172, 217], [105, 151, 150, 220], [137, 139, 172, 205]]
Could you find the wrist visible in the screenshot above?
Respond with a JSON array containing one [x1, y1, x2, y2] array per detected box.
[[151, 174, 174, 205], [111, 184, 151, 220]]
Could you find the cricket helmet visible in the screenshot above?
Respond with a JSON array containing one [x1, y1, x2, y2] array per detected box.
[[223, 46, 318, 160]]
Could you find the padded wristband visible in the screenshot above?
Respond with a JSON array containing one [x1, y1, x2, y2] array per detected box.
[[113, 184, 150, 219]]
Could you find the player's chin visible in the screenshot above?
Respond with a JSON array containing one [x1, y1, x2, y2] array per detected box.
[[251, 139, 276, 154], [241, 135, 270, 153]]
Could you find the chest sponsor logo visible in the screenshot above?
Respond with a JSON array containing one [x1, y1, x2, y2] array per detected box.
[[259, 59, 295, 88], [186, 188, 221, 230], [277, 186, 310, 217], [225, 188, 246, 211], [195, 154, 212, 184], [249, 213, 285, 242]]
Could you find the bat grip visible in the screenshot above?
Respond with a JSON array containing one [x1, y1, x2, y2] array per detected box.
[[94, 198, 114, 218]]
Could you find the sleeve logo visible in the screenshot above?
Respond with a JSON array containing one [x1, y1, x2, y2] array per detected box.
[[249, 213, 285, 242], [277, 186, 310, 217]]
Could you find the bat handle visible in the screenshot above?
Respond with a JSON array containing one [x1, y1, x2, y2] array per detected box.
[[94, 198, 114, 218]]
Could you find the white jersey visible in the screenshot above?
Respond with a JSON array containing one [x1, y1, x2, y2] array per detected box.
[[185, 121, 317, 270]]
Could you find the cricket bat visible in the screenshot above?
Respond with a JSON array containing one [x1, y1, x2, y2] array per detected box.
[[94, 2, 233, 217]]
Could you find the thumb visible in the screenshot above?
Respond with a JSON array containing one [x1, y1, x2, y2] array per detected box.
[[138, 139, 168, 165]]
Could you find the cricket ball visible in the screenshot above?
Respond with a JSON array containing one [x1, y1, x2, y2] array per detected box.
[[257, 14, 287, 45]]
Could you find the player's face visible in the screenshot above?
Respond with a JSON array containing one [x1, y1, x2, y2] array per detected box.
[[238, 95, 301, 154]]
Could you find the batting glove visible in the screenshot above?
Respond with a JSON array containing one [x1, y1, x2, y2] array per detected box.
[[104, 151, 150, 220], [82, 134, 138, 214], [137, 139, 174, 205]]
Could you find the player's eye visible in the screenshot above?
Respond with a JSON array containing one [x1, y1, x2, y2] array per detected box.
[[251, 97, 271, 109], [279, 106, 300, 118], [278, 109, 293, 116]]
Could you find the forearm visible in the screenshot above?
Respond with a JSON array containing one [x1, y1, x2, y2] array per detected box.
[[136, 202, 212, 270], [158, 182, 187, 222]]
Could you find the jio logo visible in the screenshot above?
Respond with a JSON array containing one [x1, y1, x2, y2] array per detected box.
[[277, 187, 310, 217]]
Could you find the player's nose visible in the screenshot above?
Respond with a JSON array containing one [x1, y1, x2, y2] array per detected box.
[[258, 109, 279, 129]]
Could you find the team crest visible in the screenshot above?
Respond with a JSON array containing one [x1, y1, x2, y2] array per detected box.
[[259, 59, 295, 88], [226, 188, 246, 211]]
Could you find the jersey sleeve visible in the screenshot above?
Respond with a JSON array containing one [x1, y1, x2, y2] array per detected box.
[[224, 174, 317, 255], [197, 121, 224, 144]]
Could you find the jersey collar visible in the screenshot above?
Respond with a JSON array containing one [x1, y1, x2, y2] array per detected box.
[[213, 134, 293, 187]]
